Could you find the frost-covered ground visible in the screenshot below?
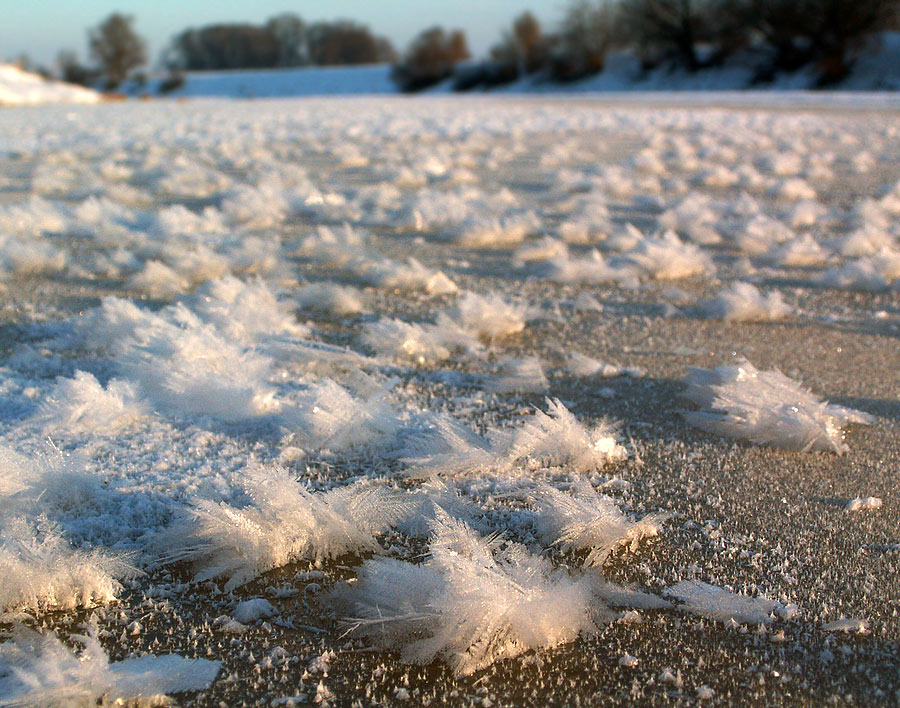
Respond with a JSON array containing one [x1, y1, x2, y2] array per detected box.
[[0, 96, 898, 706]]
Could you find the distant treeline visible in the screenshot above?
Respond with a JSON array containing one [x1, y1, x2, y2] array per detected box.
[[48, 13, 398, 90], [35, 0, 900, 93], [394, 0, 900, 92], [165, 15, 396, 71]]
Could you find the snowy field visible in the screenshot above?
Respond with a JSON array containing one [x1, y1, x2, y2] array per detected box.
[[131, 32, 900, 99], [0, 95, 898, 706]]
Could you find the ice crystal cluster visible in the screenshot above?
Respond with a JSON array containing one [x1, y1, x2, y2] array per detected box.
[[683, 360, 874, 453], [0, 90, 891, 700]]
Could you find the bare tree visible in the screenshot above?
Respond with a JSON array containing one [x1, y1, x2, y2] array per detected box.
[[618, 0, 713, 70], [306, 21, 396, 66], [89, 13, 146, 89], [392, 27, 470, 92], [513, 12, 545, 73], [553, 1, 618, 79], [265, 13, 308, 66], [57, 50, 96, 86], [491, 11, 547, 78], [749, 0, 899, 82]]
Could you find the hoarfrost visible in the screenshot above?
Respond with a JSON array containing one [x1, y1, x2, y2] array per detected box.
[[295, 283, 364, 316], [0, 447, 131, 612], [682, 360, 874, 453], [404, 399, 624, 478], [38, 371, 149, 434], [845, 497, 882, 512], [0, 624, 219, 706], [700, 282, 793, 322], [663, 580, 783, 625], [532, 480, 667, 566], [338, 510, 603, 675], [487, 356, 550, 394], [438, 292, 531, 342], [162, 468, 413, 590]]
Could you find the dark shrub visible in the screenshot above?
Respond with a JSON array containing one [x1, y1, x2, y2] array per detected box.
[[393, 27, 471, 92], [89, 13, 147, 89]]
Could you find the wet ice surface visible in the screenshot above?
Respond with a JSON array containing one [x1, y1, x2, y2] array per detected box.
[[0, 96, 898, 706]]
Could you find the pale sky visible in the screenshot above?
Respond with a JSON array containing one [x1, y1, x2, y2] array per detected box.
[[1, 0, 563, 69]]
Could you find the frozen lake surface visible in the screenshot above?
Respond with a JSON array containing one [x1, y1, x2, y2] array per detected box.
[[0, 95, 897, 706]]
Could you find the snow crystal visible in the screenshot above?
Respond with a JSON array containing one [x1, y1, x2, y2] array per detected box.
[[540, 249, 640, 288], [620, 229, 713, 281], [513, 237, 569, 265], [89, 299, 280, 421], [697, 685, 716, 700], [222, 182, 289, 229], [126, 260, 190, 299], [79, 281, 313, 422], [162, 468, 413, 590], [832, 224, 896, 258], [487, 356, 550, 394], [190, 276, 309, 342], [403, 399, 625, 478], [566, 352, 624, 378], [284, 379, 400, 451], [682, 360, 874, 453], [0, 197, 68, 237], [757, 152, 803, 177], [233, 598, 277, 624], [453, 211, 540, 248], [618, 654, 639, 668], [38, 371, 148, 434], [822, 618, 868, 633], [767, 234, 829, 267], [723, 214, 794, 256], [657, 193, 721, 245], [784, 199, 828, 229], [355, 256, 457, 296], [362, 317, 482, 364], [663, 580, 783, 625], [571, 293, 604, 312], [439, 291, 531, 343], [770, 177, 816, 201], [816, 250, 900, 292], [0, 624, 219, 706], [0, 234, 66, 278], [0, 447, 131, 612], [532, 480, 666, 566], [555, 196, 612, 245], [153, 204, 227, 237], [845, 496, 882, 512], [700, 282, 793, 322], [0, 518, 128, 613], [295, 283, 364, 316], [337, 510, 603, 675]]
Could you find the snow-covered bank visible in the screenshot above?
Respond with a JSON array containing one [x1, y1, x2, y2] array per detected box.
[[0, 64, 100, 106], [141, 63, 396, 98], [122, 32, 900, 101]]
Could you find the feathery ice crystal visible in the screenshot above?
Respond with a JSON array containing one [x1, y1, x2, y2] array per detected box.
[[161, 467, 414, 590], [338, 509, 604, 675], [682, 359, 873, 453]]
